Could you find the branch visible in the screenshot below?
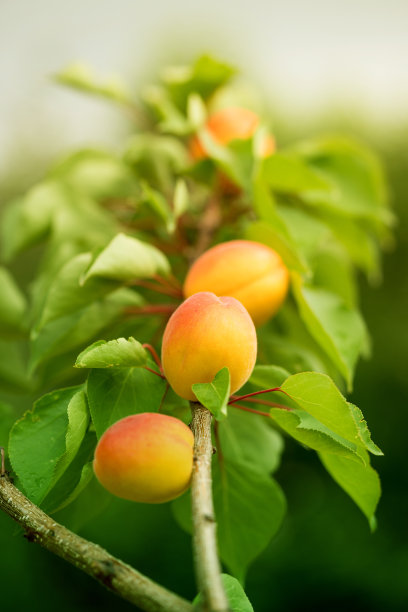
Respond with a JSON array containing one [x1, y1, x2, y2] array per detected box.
[[190, 404, 230, 612], [0, 473, 192, 612]]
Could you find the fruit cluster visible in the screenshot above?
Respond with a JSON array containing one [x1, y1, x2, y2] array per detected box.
[[94, 109, 289, 504]]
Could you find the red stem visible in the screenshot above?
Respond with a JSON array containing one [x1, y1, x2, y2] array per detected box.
[[230, 395, 292, 411], [231, 404, 271, 418], [228, 387, 286, 405], [143, 366, 166, 380], [142, 344, 164, 374], [132, 280, 181, 298], [125, 304, 177, 316]]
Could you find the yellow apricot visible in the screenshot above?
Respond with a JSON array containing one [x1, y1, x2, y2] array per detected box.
[[183, 240, 289, 325], [161, 291, 257, 401], [93, 413, 194, 503]]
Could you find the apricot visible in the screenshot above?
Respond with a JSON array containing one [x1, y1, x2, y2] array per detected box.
[[93, 413, 194, 503], [190, 107, 275, 160], [183, 240, 289, 325], [161, 291, 257, 401]]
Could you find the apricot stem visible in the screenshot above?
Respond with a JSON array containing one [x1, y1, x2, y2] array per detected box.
[[143, 366, 166, 380], [190, 403, 230, 612], [0, 475, 192, 612], [142, 344, 164, 374], [131, 280, 182, 299], [230, 395, 292, 411], [228, 387, 287, 405], [125, 304, 177, 316], [231, 403, 272, 418]]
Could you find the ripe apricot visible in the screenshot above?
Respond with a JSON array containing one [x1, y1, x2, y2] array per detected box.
[[93, 413, 194, 503], [190, 107, 275, 160], [161, 291, 257, 401], [183, 240, 289, 325]]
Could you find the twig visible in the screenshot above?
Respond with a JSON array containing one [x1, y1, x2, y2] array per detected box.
[[124, 304, 177, 317], [230, 403, 271, 418], [142, 344, 164, 374], [190, 403, 230, 612], [0, 475, 192, 612], [229, 395, 291, 411], [190, 196, 222, 262]]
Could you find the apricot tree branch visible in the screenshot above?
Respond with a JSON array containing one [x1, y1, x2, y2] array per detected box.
[[0, 474, 192, 612], [190, 403, 230, 612]]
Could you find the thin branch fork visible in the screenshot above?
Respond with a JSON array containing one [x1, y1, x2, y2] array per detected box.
[[190, 404, 230, 612], [0, 472, 192, 612]]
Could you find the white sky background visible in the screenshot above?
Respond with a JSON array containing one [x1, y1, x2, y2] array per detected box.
[[1, 0, 408, 175]]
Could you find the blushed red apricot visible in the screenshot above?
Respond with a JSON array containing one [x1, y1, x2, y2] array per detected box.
[[161, 292, 257, 401], [190, 107, 275, 160], [93, 413, 194, 504], [183, 240, 289, 325]]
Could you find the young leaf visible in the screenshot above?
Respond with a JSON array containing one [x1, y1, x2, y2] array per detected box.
[[75, 337, 147, 369], [173, 460, 286, 581], [292, 274, 368, 388], [8, 385, 86, 504], [194, 574, 254, 612], [54, 63, 132, 106], [87, 366, 167, 437], [192, 367, 230, 420], [82, 233, 170, 283], [319, 451, 381, 530]]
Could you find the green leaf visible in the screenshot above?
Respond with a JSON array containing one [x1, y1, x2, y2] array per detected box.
[[262, 153, 332, 193], [270, 407, 361, 460], [49, 149, 137, 200], [82, 233, 170, 283], [1, 182, 68, 259], [248, 364, 290, 389], [281, 372, 364, 449], [319, 451, 381, 530], [87, 366, 167, 438], [75, 337, 147, 368], [173, 460, 286, 580], [192, 368, 230, 420], [162, 54, 236, 111], [349, 403, 383, 456], [8, 385, 85, 504], [296, 136, 390, 223], [219, 408, 283, 474], [42, 432, 96, 514], [30, 288, 144, 372], [54, 63, 132, 105], [292, 274, 368, 388], [246, 221, 308, 275], [140, 181, 175, 233], [36, 253, 119, 329], [194, 574, 254, 612], [0, 267, 27, 337], [173, 179, 189, 219]]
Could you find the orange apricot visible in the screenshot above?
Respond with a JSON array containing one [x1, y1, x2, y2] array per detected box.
[[183, 240, 289, 325], [190, 107, 275, 160], [161, 291, 257, 401], [93, 413, 194, 503]]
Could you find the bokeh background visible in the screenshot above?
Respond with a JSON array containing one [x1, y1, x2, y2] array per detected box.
[[1, 1, 407, 610]]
